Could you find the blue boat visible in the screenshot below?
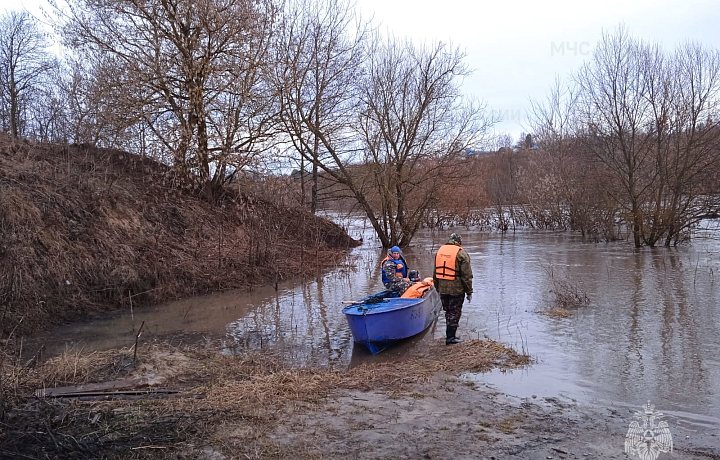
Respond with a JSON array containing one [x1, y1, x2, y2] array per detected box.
[[342, 287, 442, 354]]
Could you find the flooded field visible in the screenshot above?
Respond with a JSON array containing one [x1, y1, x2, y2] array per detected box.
[[27, 217, 720, 437]]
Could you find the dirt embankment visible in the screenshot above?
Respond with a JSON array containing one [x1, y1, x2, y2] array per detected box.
[[0, 135, 358, 338], [1, 337, 533, 459]]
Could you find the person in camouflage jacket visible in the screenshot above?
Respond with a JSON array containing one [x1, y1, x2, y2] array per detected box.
[[433, 233, 473, 344], [382, 246, 411, 294]]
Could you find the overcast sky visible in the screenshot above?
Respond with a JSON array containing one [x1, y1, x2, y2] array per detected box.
[[6, 0, 720, 142], [356, 0, 720, 141]]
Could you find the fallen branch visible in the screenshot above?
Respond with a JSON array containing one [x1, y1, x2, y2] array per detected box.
[[35, 377, 148, 397]]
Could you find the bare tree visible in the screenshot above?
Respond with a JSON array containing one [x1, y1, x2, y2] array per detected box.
[[495, 133, 513, 150], [525, 78, 619, 239], [574, 26, 658, 247], [356, 37, 494, 246], [273, 1, 495, 247], [274, 5, 494, 247], [566, 26, 720, 246], [654, 42, 720, 244], [54, 0, 277, 201], [25, 59, 67, 142], [54, 55, 141, 146], [0, 9, 55, 140], [271, 0, 368, 214], [528, 77, 578, 157], [485, 147, 517, 231]]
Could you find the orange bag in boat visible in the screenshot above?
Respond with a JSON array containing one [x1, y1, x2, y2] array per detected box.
[[401, 277, 434, 298]]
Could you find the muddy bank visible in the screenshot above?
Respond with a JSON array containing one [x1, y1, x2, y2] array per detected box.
[[268, 383, 720, 460], [0, 135, 358, 337], [1, 337, 528, 459], [2, 338, 716, 459]]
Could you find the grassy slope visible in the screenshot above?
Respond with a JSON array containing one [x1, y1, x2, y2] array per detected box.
[[0, 135, 358, 337]]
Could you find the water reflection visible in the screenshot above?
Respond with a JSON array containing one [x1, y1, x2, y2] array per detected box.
[[27, 217, 720, 431], [450, 227, 720, 431]]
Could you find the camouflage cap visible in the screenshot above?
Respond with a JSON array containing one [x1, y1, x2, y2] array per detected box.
[[448, 233, 462, 245]]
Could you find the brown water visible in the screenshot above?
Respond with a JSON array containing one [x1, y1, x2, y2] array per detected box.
[[26, 216, 720, 436]]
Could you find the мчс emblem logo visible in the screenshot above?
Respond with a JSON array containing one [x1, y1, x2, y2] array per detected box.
[[624, 401, 673, 460]]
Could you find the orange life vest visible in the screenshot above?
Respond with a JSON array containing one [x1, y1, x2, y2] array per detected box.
[[401, 278, 434, 298], [434, 244, 462, 280]]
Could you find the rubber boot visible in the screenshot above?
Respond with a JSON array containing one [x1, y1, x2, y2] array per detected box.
[[446, 325, 463, 345]]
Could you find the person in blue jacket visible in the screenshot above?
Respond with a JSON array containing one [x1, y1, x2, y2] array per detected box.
[[381, 246, 411, 293]]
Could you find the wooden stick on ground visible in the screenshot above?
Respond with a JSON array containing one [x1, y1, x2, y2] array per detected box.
[[133, 321, 145, 365]]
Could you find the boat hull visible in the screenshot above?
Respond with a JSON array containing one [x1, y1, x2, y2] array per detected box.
[[342, 287, 442, 354]]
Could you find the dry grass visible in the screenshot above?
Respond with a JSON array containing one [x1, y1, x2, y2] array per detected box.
[[0, 338, 529, 459], [541, 265, 590, 317], [342, 339, 530, 390], [0, 134, 358, 339], [39, 348, 132, 385], [498, 416, 523, 434], [539, 307, 573, 318]]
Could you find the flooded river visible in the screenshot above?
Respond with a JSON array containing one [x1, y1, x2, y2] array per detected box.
[[28, 216, 720, 435]]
